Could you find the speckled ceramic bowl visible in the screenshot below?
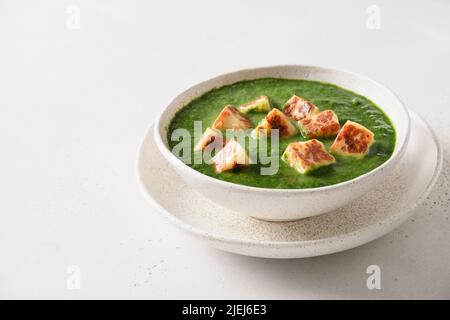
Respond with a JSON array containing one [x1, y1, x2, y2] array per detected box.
[[154, 65, 410, 221]]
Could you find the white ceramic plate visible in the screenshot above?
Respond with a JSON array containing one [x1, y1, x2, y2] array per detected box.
[[138, 111, 442, 258]]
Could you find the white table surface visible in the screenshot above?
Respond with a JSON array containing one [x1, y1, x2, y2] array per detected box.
[[1, 0, 449, 299]]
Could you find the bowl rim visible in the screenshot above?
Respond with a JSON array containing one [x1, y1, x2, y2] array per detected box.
[[154, 64, 411, 194]]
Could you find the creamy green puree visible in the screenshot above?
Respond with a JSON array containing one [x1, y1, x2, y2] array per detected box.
[[168, 78, 395, 189]]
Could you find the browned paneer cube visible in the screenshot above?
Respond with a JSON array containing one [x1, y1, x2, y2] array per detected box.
[[194, 128, 224, 152], [330, 120, 375, 158], [283, 95, 319, 121], [212, 139, 252, 173], [212, 105, 253, 131], [298, 110, 340, 139], [239, 96, 271, 114], [282, 139, 336, 174], [252, 108, 298, 138]]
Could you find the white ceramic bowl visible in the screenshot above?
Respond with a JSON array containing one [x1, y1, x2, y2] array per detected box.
[[154, 65, 410, 221]]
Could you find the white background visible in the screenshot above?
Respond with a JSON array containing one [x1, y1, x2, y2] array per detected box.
[[1, 0, 449, 299]]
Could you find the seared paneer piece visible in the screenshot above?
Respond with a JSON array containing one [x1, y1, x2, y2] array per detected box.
[[283, 95, 319, 121], [298, 110, 340, 139], [212, 105, 253, 131], [194, 128, 224, 152], [330, 120, 375, 158], [252, 108, 298, 138], [239, 96, 271, 114], [212, 139, 251, 173], [282, 139, 336, 174]]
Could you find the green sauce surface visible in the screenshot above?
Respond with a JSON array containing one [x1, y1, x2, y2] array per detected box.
[[168, 78, 395, 189]]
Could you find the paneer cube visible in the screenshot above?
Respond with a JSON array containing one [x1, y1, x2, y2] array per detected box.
[[283, 95, 319, 121], [252, 108, 298, 138], [194, 128, 224, 152], [212, 139, 251, 173], [281, 139, 336, 174], [239, 95, 271, 114], [330, 120, 375, 158], [298, 110, 340, 139], [212, 105, 253, 131]]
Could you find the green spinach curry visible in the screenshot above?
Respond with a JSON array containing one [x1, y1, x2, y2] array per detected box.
[[168, 78, 395, 189]]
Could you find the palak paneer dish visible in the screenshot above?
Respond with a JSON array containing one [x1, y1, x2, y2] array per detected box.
[[168, 78, 395, 189]]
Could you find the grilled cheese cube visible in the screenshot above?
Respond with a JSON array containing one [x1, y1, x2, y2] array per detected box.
[[212, 139, 251, 173], [298, 110, 340, 139], [212, 105, 253, 131], [330, 120, 375, 158], [252, 108, 298, 138], [194, 128, 224, 152], [283, 95, 319, 121], [282, 139, 336, 174], [239, 95, 271, 113]]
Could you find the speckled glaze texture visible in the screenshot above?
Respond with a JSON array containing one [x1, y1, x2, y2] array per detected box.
[[153, 66, 411, 221], [139, 112, 442, 258]]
